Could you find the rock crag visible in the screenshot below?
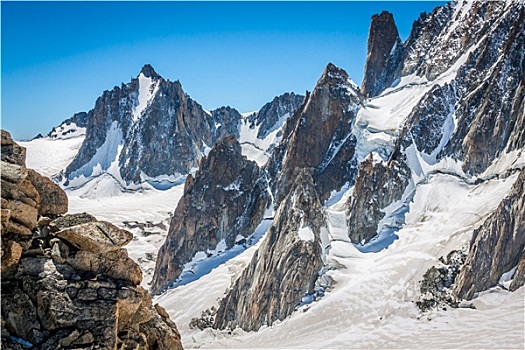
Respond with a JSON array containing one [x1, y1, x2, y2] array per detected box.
[[361, 11, 403, 98], [214, 170, 326, 331], [455, 169, 525, 299], [1, 130, 183, 350]]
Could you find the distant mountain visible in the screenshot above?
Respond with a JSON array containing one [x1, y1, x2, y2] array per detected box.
[[60, 64, 241, 189]]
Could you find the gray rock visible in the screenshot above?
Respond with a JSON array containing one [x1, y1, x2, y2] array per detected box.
[[346, 152, 410, 244], [214, 171, 325, 331], [64, 64, 243, 185], [267, 63, 362, 205], [49, 212, 97, 232], [361, 11, 403, 97], [246, 92, 304, 139], [1, 130, 26, 166], [55, 221, 133, 254], [455, 169, 525, 299]]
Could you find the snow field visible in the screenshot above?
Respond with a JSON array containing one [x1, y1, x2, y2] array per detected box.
[[156, 171, 523, 349]]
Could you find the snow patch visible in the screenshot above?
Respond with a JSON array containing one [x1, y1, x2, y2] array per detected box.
[[298, 226, 314, 241], [49, 122, 86, 140], [67, 121, 124, 188], [132, 73, 159, 123]]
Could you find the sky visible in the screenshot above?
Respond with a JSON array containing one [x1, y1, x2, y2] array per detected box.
[[2, 1, 445, 141]]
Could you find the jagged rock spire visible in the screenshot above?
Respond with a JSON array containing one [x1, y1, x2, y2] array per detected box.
[[361, 11, 402, 98]]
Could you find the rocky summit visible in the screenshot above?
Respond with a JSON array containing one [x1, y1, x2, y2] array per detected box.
[[360, 11, 403, 98], [1, 130, 182, 350], [267, 63, 362, 205], [63, 64, 243, 188]]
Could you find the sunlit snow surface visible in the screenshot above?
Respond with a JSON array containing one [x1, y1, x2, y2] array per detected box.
[[158, 172, 524, 349]]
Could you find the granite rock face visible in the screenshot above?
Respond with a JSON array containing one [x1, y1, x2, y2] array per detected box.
[[150, 136, 270, 295], [348, 1, 525, 246], [346, 152, 411, 244], [1, 132, 183, 350], [268, 63, 362, 205], [455, 169, 525, 300], [361, 11, 403, 98], [246, 92, 305, 139], [214, 170, 325, 331]]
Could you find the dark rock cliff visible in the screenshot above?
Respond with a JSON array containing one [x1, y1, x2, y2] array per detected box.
[[268, 63, 362, 205], [347, 1, 524, 245], [150, 136, 270, 295], [64, 64, 243, 185], [346, 152, 411, 244], [361, 11, 403, 98], [455, 169, 525, 300], [246, 92, 305, 139]]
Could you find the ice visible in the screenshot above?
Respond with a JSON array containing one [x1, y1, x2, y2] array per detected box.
[[156, 171, 522, 349], [238, 112, 291, 167], [132, 73, 159, 123], [499, 265, 518, 290], [67, 121, 123, 185]]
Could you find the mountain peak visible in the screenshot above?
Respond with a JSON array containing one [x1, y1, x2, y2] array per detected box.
[[319, 62, 351, 86], [373, 10, 395, 21], [361, 10, 402, 97], [140, 64, 160, 79]]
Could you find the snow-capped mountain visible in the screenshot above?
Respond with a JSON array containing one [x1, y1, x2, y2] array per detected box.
[[62, 64, 241, 190], [10, 0, 525, 348], [45, 64, 304, 196]]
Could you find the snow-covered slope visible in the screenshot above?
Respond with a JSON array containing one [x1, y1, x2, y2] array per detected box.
[[154, 1, 525, 347], [157, 172, 523, 349], [19, 122, 86, 179]]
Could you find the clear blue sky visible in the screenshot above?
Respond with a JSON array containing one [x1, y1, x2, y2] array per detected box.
[[2, 1, 445, 140]]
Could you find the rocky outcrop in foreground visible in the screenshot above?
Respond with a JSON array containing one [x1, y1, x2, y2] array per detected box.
[[214, 171, 326, 331], [151, 136, 270, 295], [1, 130, 182, 350]]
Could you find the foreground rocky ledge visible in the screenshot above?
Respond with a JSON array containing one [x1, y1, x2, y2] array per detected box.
[[1, 130, 183, 350]]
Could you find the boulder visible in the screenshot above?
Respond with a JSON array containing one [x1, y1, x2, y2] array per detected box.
[[56, 221, 133, 254], [27, 169, 68, 216]]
